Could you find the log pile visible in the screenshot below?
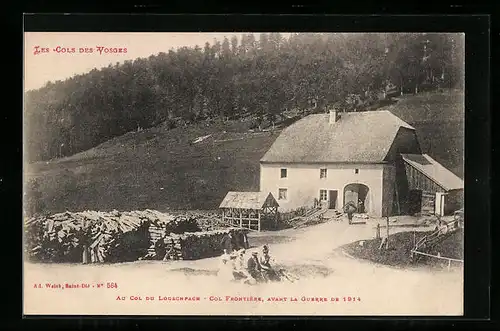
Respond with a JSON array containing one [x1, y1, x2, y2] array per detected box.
[[24, 209, 201, 263], [142, 215, 200, 259], [161, 228, 249, 261], [171, 210, 228, 231], [163, 216, 200, 234], [196, 215, 232, 231]]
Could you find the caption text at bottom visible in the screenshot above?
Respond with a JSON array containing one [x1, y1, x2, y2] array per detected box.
[[119, 295, 362, 303]]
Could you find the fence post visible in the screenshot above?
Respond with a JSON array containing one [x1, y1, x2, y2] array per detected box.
[[385, 216, 390, 249]]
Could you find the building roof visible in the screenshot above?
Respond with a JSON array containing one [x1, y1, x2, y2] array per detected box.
[[401, 154, 464, 191], [219, 191, 279, 210], [260, 110, 414, 163]]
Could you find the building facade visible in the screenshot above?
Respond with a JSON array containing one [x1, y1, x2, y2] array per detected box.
[[259, 162, 392, 217], [259, 109, 462, 217]]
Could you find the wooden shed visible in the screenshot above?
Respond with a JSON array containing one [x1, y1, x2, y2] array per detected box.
[[219, 192, 279, 231], [401, 154, 464, 216]]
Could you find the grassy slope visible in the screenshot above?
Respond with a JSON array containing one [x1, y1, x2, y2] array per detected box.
[[25, 120, 278, 213], [341, 228, 463, 268], [342, 231, 432, 267], [25, 90, 464, 215], [384, 89, 464, 178], [427, 228, 464, 260]]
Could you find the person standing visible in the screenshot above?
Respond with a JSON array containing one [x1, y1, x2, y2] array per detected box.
[[233, 232, 243, 250], [344, 201, 356, 224], [358, 198, 364, 213], [235, 231, 249, 250], [347, 209, 354, 224], [220, 231, 235, 253], [242, 232, 249, 249]]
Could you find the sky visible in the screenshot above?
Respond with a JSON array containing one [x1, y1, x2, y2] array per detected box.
[[24, 32, 277, 91]]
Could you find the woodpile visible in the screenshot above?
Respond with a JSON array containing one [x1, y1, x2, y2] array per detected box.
[[160, 228, 249, 261], [196, 215, 232, 231], [142, 216, 200, 260], [24, 209, 201, 263], [170, 210, 230, 231]]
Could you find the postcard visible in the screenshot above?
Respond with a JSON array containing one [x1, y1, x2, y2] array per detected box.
[[23, 31, 465, 316]]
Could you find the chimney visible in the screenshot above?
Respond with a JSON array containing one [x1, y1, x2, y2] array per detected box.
[[329, 108, 339, 124]]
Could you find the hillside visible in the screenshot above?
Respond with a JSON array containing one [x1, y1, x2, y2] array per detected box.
[[24, 90, 464, 215], [24, 33, 464, 162], [384, 89, 464, 177], [24, 119, 278, 214], [341, 227, 463, 268], [427, 228, 464, 260]]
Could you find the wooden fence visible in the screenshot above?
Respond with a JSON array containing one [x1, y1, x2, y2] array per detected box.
[[410, 218, 463, 269], [410, 250, 463, 270]]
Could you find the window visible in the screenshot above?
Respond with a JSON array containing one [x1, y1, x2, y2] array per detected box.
[[319, 189, 328, 201], [354, 168, 359, 174], [320, 168, 327, 178], [278, 188, 288, 200], [280, 168, 287, 178]]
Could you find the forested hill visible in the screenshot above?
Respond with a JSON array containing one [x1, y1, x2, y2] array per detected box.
[[24, 89, 463, 216], [24, 33, 464, 162]]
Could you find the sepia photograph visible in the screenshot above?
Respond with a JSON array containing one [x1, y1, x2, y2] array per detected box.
[[23, 31, 465, 316]]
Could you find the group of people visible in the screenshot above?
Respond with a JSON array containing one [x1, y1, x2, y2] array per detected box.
[[218, 244, 282, 285]]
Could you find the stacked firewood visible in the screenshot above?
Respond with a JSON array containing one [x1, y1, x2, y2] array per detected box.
[[163, 216, 200, 234], [171, 210, 227, 231], [196, 216, 232, 231], [160, 228, 249, 261], [24, 209, 201, 263], [141, 214, 201, 260]]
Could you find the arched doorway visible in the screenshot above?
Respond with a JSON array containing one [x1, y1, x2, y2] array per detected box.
[[344, 183, 370, 214]]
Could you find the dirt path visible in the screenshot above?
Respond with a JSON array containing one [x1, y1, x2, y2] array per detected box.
[[24, 218, 463, 315], [248, 217, 435, 263]]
